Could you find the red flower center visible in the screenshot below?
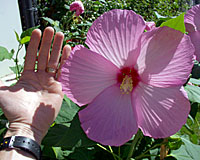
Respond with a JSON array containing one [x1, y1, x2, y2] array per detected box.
[[117, 67, 140, 94]]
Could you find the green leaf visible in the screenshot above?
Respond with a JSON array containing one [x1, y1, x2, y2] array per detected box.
[[190, 102, 199, 120], [184, 85, 200, 103], [188, 78, 200, 85], [20, 26, 39, 39], [77, 21, 92, 27], [99, 0, 106, 3], [52, 147, 65, 159], [192, 63, 200, 79], [160, 13, 185, 33], [0, 46, 13, 61], [179, 110, 200, 144], [64, 4, 70, 10], [42, 114, 96, 148], [55, 96, 79, 124], [42, 17, 55, 25], [69, 147, 96, 160], [42, 146, 60, 159], [0, 127, 6, 137], [170, 137, 200, 160], [168, 136, 183, 150], [14, 31, 20, 43], [20, 36, 31, 44], [9, 65, 23, 74], [0, 108, 3, 116], [42, 17, 61, 32]]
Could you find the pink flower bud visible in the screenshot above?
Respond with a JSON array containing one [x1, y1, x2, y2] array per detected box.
[[70, 0, 84, 16], [145, 21, 156, 31]]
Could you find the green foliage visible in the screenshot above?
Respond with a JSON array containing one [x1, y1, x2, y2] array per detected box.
[[160, 13, 185, 33], [184, 85, 200, 103], [20, 26, 39, 39], [0, 108, 8, 142], [168, 136, 183, 150], [37, 0, 189, 47], [9, 65, 23, 74], [170, 137, 200, 160], [41, 97, 96, 159], [43, 114, 96, 148], [55, 95, 80, 124], [0, 46, 14, 61]]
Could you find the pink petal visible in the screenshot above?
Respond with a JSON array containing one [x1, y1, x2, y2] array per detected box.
[[134, 83, 190, 138], [145, 21, 156, 31], [59, 45, 119, 106], [185, 4, 200, 32], [86, 9, 146, 68], [79, 85, 138, 146], [136, 26, 194, 87], [188, 30, 200, 61]]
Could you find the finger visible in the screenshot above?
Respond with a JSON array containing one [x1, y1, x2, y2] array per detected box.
[[46, 32, 64, 75], [37, 27, 54, 71], [57, 45, 71, 79], [60, 45, 71, 67], [24, 29, 41, 71]]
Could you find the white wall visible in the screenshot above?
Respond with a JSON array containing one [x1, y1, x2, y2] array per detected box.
[[0, 0, 25, 84]]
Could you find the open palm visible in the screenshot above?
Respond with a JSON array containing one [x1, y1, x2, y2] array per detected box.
[[0, 27, 70, 144]]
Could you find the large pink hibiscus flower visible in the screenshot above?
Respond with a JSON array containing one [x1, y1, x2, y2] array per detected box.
[[60, 9, 194, 146], [185, 4, 200, 61]]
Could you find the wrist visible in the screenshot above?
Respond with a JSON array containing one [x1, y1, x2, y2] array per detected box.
[[0, 149, 36, 160], [5, 122, 44, 145], [0, 136, 41, 160]]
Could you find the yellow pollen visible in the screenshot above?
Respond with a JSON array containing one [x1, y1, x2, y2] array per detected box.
[[120, 75, 133, 94]]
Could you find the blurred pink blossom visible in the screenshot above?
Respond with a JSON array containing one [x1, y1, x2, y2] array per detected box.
[[70, 0, 84, 16], [145, 21, 156, 31], [185, 4, 200, 32], [185, 4, 200, 61], [60, 9, 194, 146]]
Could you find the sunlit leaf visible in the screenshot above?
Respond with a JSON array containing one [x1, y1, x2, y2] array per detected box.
[[52, 147, 65, 159], [20, 36, 31, 44], [184, 85, 200, 103], [160, 13, 185, 33]]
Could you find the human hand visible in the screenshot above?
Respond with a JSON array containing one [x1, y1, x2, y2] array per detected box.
[[0, 27, 71, 144]]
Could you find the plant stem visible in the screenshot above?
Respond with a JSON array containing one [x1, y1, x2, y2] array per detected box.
[[135, 144, 161, 159], [108, 145, 117, 160], [97, 144, 122, 160], [126, 130, 143, 160], [15, 44, 23, 80], [136, 154, 159, 159], [118, 146, 121, 160]]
